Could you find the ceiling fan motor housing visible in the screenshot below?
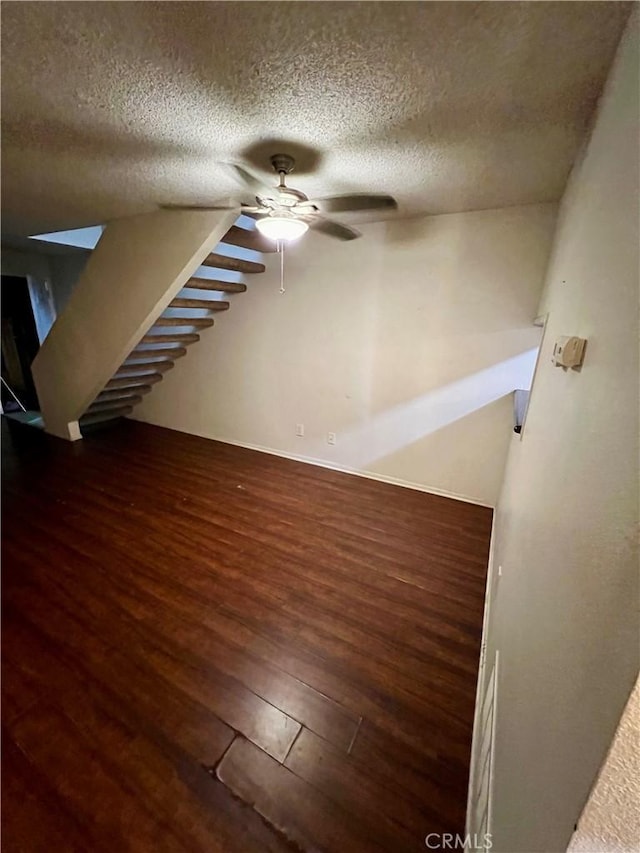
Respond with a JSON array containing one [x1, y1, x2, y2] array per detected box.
[[271, 187, 310, 207]]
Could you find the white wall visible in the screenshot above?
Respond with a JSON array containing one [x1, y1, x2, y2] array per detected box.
[[134, 203, 556, 505], [477, 14, 639, 852]]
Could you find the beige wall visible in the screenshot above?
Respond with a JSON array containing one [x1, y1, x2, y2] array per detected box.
[[134, 203, 556, 505], [477, 14, 639, 852]]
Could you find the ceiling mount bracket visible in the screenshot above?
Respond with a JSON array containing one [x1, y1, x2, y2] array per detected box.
[[270, 153, 295, 176]]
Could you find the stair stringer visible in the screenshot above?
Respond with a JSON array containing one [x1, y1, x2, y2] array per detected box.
[[31, 207, 239, 440]]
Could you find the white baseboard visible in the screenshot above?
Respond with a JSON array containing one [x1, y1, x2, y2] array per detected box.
[[129, 415, 494, 509], [466, 512, 499, 834]]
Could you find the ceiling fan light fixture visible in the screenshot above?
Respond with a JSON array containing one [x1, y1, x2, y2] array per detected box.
[[255, 214, 308, 242]]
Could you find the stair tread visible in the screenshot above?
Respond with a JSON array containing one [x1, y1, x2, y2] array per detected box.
[[81, 405, 134, 424], [106, 373, 163, 390], [221, 224, 276, 254], [128, 346, 187, 361], [116, 361, 175, 376], [96, 386, 153, 402], [169, 297, 230, 310], [88, 395, 143, 413], [153, 317, 215, 327], [183, 278, 246, 294], [168, 296, 229, 311], [141, 333, 200, 344], [201, 252, 265, 274]]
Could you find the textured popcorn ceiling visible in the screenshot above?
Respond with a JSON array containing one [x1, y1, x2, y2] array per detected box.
[[0, 1, 630, 235]]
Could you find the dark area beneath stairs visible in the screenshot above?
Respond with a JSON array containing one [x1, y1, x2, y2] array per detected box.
[[2, 417, 492, 852]]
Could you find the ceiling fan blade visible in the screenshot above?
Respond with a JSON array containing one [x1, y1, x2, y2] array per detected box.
[[308, 217, 361, 241], [161, 203, 237, 211], [160, 203, 263, 213], [225, 163, 275, 199], [300, 194, 397, 214]]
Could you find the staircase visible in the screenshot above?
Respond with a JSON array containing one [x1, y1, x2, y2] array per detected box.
[[79, 224, 272, 432]]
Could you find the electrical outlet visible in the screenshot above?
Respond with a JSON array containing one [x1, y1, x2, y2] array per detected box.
[[327, 432, 337, 445], [296, 424, 304, 437], [498, 565, 503, 577]]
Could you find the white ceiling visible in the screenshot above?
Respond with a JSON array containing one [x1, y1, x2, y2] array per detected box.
[[1, 1, 630, 236]]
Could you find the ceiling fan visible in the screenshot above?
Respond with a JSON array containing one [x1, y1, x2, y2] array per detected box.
[[163, 154, 397, 242]]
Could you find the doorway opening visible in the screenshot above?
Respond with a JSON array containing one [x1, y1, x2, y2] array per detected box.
[[1, 275, 43, 422]]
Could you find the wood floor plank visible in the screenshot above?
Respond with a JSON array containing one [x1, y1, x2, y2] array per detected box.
[[5, 482, 478, 757], [2, 730, 96, 853], [284, 728, 443, 847], [5, 561, 302, 764], [1, 655, 42, 728], [32, 497, 469, 712], [3, 615, 292, 853], [41, 470, 484, 642], [7, 436, 487, 618], [2, 418, 491, 852], [217, 736, 389, 852], [16, 465, 484, 674], [9, 509, 475, 744], [109, 444, 490, 586], [348, 719, 470, 824], [3, 603, 235, 766], [76, 564, 361, 751], [10, 706, 189, 852]]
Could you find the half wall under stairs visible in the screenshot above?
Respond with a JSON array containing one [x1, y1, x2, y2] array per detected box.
[[81, 249, 268, 432], [31, 209, 274, 440]]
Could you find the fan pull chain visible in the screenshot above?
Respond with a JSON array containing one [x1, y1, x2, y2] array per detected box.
[[277, 239, 285, 294]]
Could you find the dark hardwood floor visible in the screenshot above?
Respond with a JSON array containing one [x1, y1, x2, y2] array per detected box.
[[1, 418, 492, 852]]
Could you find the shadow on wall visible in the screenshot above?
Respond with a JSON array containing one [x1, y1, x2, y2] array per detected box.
[[306, 349, 539, 469]]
